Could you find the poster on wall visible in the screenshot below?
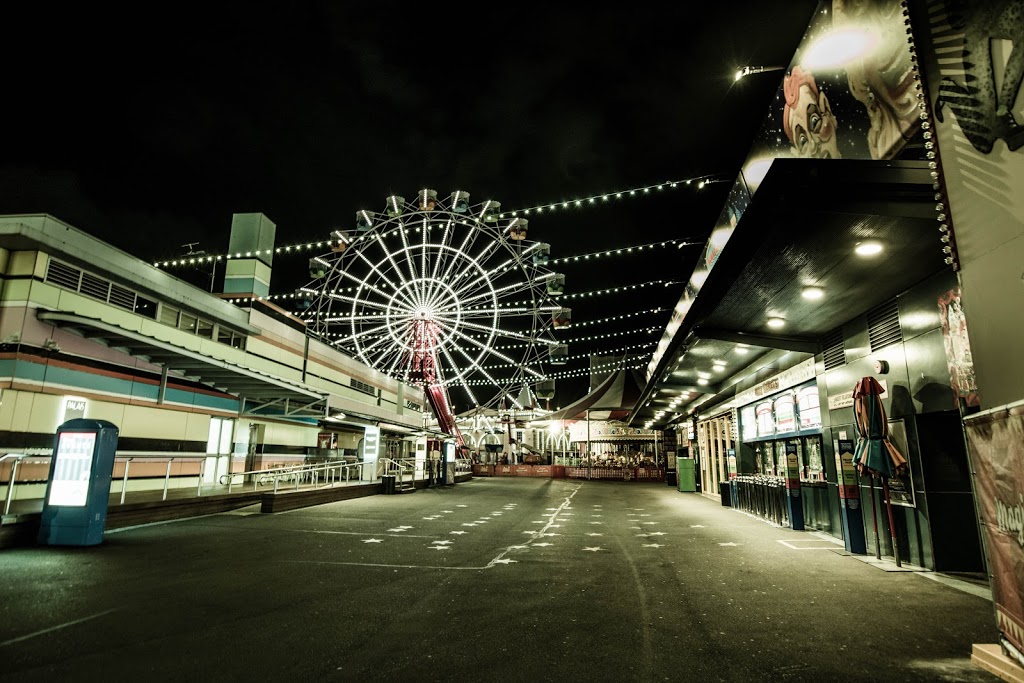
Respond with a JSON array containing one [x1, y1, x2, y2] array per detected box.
[[964, 404, 1024, 657], [938, 288, 980, 408]]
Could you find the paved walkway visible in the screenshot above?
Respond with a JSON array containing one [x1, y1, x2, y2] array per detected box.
[[0, 478, 1000, 682]]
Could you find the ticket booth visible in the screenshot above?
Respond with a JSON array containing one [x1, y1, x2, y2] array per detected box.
[[37, 418, 120, 547]]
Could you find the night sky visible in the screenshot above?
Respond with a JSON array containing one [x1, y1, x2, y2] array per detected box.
[[3, 2, 821, 409]]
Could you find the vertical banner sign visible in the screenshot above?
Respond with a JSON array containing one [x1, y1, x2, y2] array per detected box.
[[363, 426, 380, 461], [836, 438, 866, 555], [785, 440, 804, 531], [964, 405, 1024, 656]]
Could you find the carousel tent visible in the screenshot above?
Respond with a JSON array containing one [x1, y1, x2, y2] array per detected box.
[[544, 368, 645, 422]]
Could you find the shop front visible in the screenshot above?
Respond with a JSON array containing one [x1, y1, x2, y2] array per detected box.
[[733, 359, 832, 532]]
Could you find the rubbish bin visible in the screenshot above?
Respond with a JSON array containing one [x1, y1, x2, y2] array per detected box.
[[719, 481, 732, 506], [382, 474, 396, 494]]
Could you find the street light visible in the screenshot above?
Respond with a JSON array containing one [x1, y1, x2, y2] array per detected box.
[[734, 65, 785, 81]]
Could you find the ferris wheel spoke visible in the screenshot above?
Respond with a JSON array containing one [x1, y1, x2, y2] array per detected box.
[[375, 232, 414, 291], [436, 320, 544, 380], [331, 321, 392, 345], [438, 342, 521, 407]]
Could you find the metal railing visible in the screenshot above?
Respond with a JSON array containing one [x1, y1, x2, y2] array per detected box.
[[380, 457, 416, 490], [2, 452, 210, 515], [219, 459, 369, 494]]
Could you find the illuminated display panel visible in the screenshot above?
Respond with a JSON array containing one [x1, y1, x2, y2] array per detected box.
[[47, 431, 96, 507], [774, 393, 796, 434], [755, 402, 774, 438], [798, 385, 822, 430], [740, 405, 757, 441]]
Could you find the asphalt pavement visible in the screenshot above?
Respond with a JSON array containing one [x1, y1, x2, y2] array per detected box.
[[0, 478, 1001, 682]]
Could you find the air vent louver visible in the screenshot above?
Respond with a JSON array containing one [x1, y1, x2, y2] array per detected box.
[[822, 329, 845, 371], [867, 299, 902, 352]]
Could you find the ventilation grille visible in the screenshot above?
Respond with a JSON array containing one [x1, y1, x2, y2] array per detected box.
[[44, 259, 82, 290], [350, 378, 376, 396], [868, 299, 903, 352], [45, 258, 138, 314], [821, 329, 846, 371]]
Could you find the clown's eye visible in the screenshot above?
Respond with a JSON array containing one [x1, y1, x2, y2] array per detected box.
[[810, 112, 822, 133]]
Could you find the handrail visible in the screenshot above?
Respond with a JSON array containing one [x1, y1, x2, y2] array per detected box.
[[220, 459, 370, 494], [2, 452, 210, 512]]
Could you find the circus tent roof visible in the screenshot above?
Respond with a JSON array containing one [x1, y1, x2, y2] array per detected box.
[[543, 368, 645, 422]]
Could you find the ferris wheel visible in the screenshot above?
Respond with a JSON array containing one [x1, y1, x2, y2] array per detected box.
[[301, 189, 570, 418]]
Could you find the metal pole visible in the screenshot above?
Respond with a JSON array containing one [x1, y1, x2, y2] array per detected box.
[[120, 458, 131, 504], [881, 477, 902, 567], [4, 458, 21, 515], [868, 475, 881, 560], [162, 459, 173, 500], [197, 459, 205, 497], [587, 410, 591, 480]]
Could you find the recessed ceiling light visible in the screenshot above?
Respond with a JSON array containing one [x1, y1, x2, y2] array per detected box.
[[697, 378, 709, 385], [801, 286, 824, 300], [734, 347, 749, 355], [855, 241, 883, 256], [767, 317, 786, 328]]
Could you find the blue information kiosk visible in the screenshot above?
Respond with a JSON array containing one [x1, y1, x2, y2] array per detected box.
[[37, 418, 120, 547]]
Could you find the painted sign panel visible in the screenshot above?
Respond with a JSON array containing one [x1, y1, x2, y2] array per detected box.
[[964, 403, 1024, 656]]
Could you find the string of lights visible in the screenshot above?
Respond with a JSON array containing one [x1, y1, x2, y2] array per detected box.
[[548, 240, 701, 265], [446, 358, 648, 386], [499, 174, 728, 218], [152, 175, 724, 269], [471, 341, 655, 371], [568, 308, 664, 328]]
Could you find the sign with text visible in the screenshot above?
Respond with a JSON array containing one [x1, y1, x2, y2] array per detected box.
[[47, 431, 96, 507], [362, 426, 380, 461]]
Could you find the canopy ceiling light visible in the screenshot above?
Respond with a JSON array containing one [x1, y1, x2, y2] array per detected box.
[[767, 317, 786, 329], [855, 241, 884, 256], [801, 286, 825, 300]]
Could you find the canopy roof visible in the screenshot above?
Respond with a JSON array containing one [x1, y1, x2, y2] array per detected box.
[[545, 368, 645, 422]]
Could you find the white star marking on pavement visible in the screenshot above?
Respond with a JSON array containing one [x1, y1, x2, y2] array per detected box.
[[493, 558, 517, 564], [549, 525, 562, 528], [450, 531, 467, 535], [690, 524, 706, 528], [442, 510, 454, 514], [586, 533, 603, 537], [523, 531, 538, 535], [642, 522, 658, 525], [539, 532, 559, 537], [387, 528, 405, 532], [432, 540, 452, 545], [648, 532, 666, 536], [583, 547, 603, 552], [719, 542, 739, 547], [362, 538, 383, 543], [462, 523, 477, 527], [431, 546, 450, 551], [643, 544, 665, 548], [636, 533, 650, 537], [398, 525, 413, 529], [457, 505, 468, 508], [589, 522, 603, 525]]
